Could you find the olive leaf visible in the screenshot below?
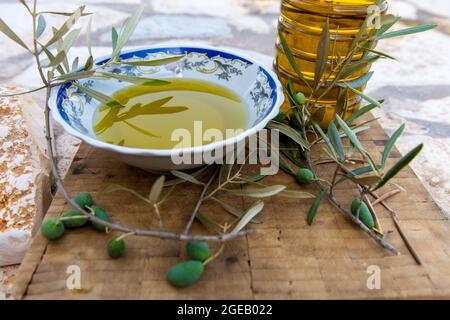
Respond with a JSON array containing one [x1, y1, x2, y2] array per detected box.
[[170, 170, 204, 185], [277, 151, 297, 175], [375, 16, 401, 37], [278, 29, 311, 89], [120, 55, 185, 67], [342, 84, 382, 108], [212, 198, 262, 224], [361, 47, 396, 60], [164, 166, 209, 187], [338, 71, 374, 89], [73, 82, 125, 109], [225, 185, 286, 198], [335, 115, 368, 159], [105, 184, 150, 204], [346, 99, 384, 125], [99, 72, 170, 86], [267, 122, 310, 150], [112, 3, 146, 59], [279, 136, 302, 166], [337, 165, 377, 184], [381, 124, 405, 168], [0, 18, 30, 51], [307, 190, 328, 225], [44, 6, 85, 48], [314, 18, 329, 88], [38, 10, 92, 17], [71, 57, 79, 72], [148, 175, 165, 204], [52, 26, 70, 72], [377, 24, 437, 40], [59, 28, 81, 57], [84, 55, 94, 70], [55, 70, 95, 82], [246, 174, 267, 183], [196, 212, 224, 233], [118, 97, 188, 121], [278, 190, 314, 199], [286, 78, 299, 106], [46, 50, 67, 68], [373, 144, 423, 191], [349, 15, 369, 52], [231, 201, 264, 234], [123, 120, 159, 138], [339, 56, 379, 79], [18, 0, 31, 13], [347, 174, 382, 186], [328, 122, 345, 161], [41, 46, 65, 75], [36, 15, 47, 38], [313, 123, 337, 160], [111, 27, 119, 53], [335, 87, 347, 117]]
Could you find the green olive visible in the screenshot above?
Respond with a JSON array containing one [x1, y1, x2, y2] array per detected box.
[[90, 205, 110, 232], [107, 238, 125, 259], [61, 210, 88, 228], [294, 92, 305, 105], [73, 192, 93, 209], [295, 168, 315, 185], [41, 218, 65, 240], [186, 241, 211, 262], [351, 198, 375, 229], [166, 260, 204, 288]]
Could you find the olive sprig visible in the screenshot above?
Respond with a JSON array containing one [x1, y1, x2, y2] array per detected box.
[[270, 13, 434, 262]]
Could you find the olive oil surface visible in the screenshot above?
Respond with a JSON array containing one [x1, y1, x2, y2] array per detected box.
[[93, 78, 248, 149]]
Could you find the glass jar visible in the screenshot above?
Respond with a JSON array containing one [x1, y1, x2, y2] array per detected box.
[[275, 0, 388, 128]]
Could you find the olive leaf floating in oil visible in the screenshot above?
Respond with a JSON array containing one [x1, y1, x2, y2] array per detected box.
[[94, 96, 188, 136]]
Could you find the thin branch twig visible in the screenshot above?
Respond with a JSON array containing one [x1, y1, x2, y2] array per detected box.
[[299, 117, 399, 254], [182, 167, 219, 235], [372, 189, 401, 206], [368, 190, 422, 265]]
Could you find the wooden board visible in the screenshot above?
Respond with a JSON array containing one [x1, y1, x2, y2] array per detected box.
[[12, 118, 450, 300]]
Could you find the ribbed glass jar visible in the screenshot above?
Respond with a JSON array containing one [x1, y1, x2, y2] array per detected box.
[[275, 0, 388, 128]]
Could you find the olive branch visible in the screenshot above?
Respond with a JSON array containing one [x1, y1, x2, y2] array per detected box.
[[272, 11, 436, 261], [0, 1, 313, 245]]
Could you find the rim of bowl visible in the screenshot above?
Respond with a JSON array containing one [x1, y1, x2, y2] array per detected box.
[[49, 44, 285, 157]]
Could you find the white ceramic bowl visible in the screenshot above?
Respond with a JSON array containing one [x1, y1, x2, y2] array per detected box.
[[49, 45, 284, 171]]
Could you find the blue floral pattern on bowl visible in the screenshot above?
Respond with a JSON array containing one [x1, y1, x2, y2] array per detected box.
[[56, 47, 278, 131], [49, 45, 284, 171]]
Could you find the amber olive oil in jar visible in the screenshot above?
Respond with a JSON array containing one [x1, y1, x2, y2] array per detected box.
[[275, 0, 388, 128]]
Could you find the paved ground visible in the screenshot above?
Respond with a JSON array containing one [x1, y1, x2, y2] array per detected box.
[[0, 0, 449, 299]]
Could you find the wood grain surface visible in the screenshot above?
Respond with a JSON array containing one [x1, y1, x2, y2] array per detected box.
[[12, 118, 450, 300]]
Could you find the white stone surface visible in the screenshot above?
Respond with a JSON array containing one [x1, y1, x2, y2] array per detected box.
[[369, 28, 450, 88], [405, 0, 450, 19], [367, 26, 450, 216], [150, 0, 271, 34], [129, 15, 232, 40], [150, 0, 248, 17], [0, 230, 30, 266], [388, 1, 418, 20]]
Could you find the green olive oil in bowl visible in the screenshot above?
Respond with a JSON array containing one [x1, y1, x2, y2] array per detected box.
[[93, 78, 248, 149]]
